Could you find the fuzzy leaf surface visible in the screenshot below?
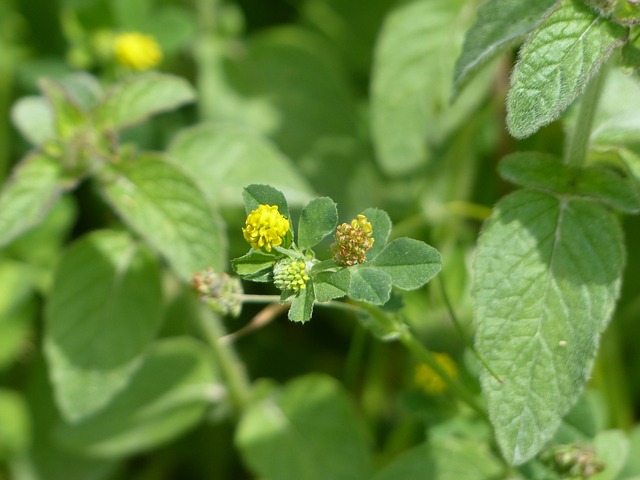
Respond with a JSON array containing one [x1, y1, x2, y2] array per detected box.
[[506, 0, 625, 138], [453, 0, 556, 95], [99, 153, 226, 281], [0, 152, 71, 249], [473, 189, 624, 464], [44, 230, 163, 422], [236, 374, 372, 480], [94, 73, 195, 131]]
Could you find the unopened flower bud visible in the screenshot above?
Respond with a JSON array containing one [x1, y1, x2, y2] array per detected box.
[[191, 269, 243, 317], [273, 258, 310, 293]]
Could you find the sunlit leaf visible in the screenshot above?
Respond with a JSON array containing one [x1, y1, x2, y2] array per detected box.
[[473, 189, 624, 464]]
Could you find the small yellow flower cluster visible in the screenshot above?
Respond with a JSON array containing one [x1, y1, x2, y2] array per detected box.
[[273, 258, 310, 292], [414, 353, 458, 396], [113, 32, 162, 71], [242, 204, 290, 252], [331, 214, 375, 266]]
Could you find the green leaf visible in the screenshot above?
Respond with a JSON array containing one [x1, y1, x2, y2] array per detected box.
[[39, 78, 87, 139], [453, 0, 556, 96], [297, 197, 338, 249], [362, 207, 392, 261], [372, 238, 442, 290], [371, 0, 465, 175], [473, 189, 625, 465], [590, 68, 640, 145], [94, 73, 195, 132], [313, 268, 350, 302], [242, 184, 290, 219], [349, 268, 392, 305], [499, 152, 640, 213], [0, 152, 72, 249], [372, 439, 502, 480], [20, 358, 117, 480], [44, 230, 163, 422], [592, 430, 629, 480], [371, 0, 463, 175], [55, 337, 218, 457], [10, 96, 55, 145], [0, 390, 30, 456], [99, 153, 226, 281], [0, 260, 35, 371], [506, 0, 625, 139], [168, 123, 313, 207], [232, 249, 277, 282], [236, 374, 372, 480], [288, 286, 315, 323]]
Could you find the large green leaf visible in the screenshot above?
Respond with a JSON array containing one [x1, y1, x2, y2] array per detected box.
[[372, 439, 502, 480], [44, 230, 163, 422], [55, 337, 218, 457], [371, 238, 441, 290], [236, 374, 372, 480], [94, 73, 195, 132], [99, 153, 226, 280], [506, 0, 625, 138], [473, 189, 625, 465], [453, 0, 556, 96], [168, 123, 312, 207], [0, 152, 72, 249], [371, 0, 465, 175]]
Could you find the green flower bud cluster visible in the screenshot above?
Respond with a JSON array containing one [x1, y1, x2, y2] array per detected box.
[[273, 258, 310, 293], [192, 269, 243, 317]]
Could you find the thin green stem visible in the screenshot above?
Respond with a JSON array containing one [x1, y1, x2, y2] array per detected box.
[[563, 64, 608, 168], [197, 307, 251, 413], [438, 276, 503, 384]]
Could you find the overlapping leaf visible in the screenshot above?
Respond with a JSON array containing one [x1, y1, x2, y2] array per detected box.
[[99, 153, 226, 280], [473, 189, 625, 464], [507, 0, 626, 138], [44, 230, 163, 422]]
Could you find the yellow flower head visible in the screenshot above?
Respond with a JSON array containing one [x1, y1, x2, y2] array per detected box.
[[242, 204, 290, 252], [113, 32, 162, 71], [414, 353, 458, 396]]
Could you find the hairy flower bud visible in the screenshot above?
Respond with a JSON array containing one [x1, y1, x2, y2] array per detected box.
[[242, 204, 290, 252], [331, 214, 375, 266], [273, 258, 310, 293], [192, 269, 243, 317], [541, 443, 605, 479]]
